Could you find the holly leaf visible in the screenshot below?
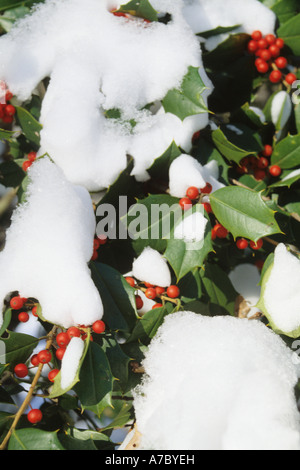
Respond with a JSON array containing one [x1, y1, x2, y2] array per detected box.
[[8, 429, 65, 450], [211, 126, 263, 164], [162, 66, 208, 121], [15, 106, 42, 147], [117, 0, 158, 21], [277, 13, 300, 55], [201, 263, 239, 316], [0, 331, 39, 367], [127, 303, 174, 346], [209, 186, 282, 242], [271, 133, 300, 169]]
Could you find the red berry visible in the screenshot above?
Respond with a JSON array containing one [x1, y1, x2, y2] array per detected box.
[[27, 151, 37, 162], [275, 57, 288, 69], [251, 31, 262, 41], [18, 312, 29, 323], [262, 145, 273, 157], [200, 182, 213, 194], [125, 276, 136, 287], [135, 295, 144, 310], [256, 60, 269, 74], [269, 165, 282, 177], [22, 160, 32, 172], [247, 40, 258, 53], [112, 10, 127, 17], [179, 197, 192, 211], [55, 348, 66, 361], [37, 349, 52, 364], [257, 38, 268, 50], [236, 239, 248, 250], [257, 157, 269, 169], [144, 282, 154, 288], [202, 202, 212, 214], [269, 70, 282, 83], [14, 363, 28, 378], [93, 238, 101, 250], [92, 320, 106, 334], [155, 286, 165, 296], [285, 73, 297, 85], [269, 45, 280, 58], [214, 224, 229, 239], [91, 250, 99, 261], [166, 285, 180, 299], [152, 303, 163, 309], [186, 186, 199, 200], [254, 169, 266, 181], [5, 91, 13, 102], [145, 288, 157, 300], [48, 369, 59, 383], [2, 115, 13, 124], [30, 355, 40, 367], [97, 234, 108, 245], [56, 332, 70, 347], [275, 38, 285, 49], [10, 296, 25, 310], [250, 239, 264, 250], [5, 104, 15, 116], [259, 50, 271, 62], [27, 409, 43, 424], [265, 34, 276, 45], [67, 327, 81, 340]]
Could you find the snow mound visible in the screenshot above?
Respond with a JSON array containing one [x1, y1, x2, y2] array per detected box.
[[133, 312, 300, 450], [60, 337, 85, 390], [0, 0, 213, 190], [0, 157, 103, 328], [174, 210, 207, 242], [132, 247, 171, 288]]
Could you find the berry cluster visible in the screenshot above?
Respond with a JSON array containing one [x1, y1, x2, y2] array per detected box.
[[237, 144, 281, 181], [9, 295, 39, 324], [22, 152, 37, 172], [13, 319, 106, 424], [125, 276, 180, 311], [0, 90, 15, 124], [247, 31, 297, 85], [91, 234, 108, 261], [179, 183, 213, 213]]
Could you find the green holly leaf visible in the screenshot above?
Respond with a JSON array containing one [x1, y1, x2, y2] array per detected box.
[[201, 263, 239, 316], [162, 66, 208, 121], [211, 126, 263, 164], [1, 331, 39, 367], [209, 186, 282, 242], [15, 106, 42, 147], [271, 133, 300, 169], [117, 0, 158, 21], [277, 13, 300, 55], [8, 429, 65, 450]]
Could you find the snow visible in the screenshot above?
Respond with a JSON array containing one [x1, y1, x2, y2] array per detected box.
[[133, 312, 300, 450], [263, 244, 300, 335], [0, 157, 103, 329], [182, 0, 276, 51], [229, 263, 261, 318], [271, 91, 292, 131], [132, 247, 171, 288], [60, 337, 85, 390], [174, 210, 207, 243], [169, 154, 224, 198], [0, 0, 213, 191]]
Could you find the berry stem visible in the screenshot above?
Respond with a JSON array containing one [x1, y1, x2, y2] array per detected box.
[[0, 325, 58, 450]]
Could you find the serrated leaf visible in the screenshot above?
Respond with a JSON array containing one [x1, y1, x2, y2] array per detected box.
[[162, 66, 208, 121], [271, 133, 300, 169], [147, 141, 181, 181], [127, 302, 174, 345], [0, 331, 39, 367], [212, 126, 263, 164], [209, 186, 282, 242], [197, 24, 241, 39], [15, 106, 42, 146], [272, 0, 300, 25], [8, 429, 65, 450]]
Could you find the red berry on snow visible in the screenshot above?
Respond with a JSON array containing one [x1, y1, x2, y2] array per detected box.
[[14, 363, 28, 378], [27, 409, 43, 424], [22, 161, 32, 172], [27, 151, 37, 162], [18, 312, 30, 323], [92, 320, 106, 334], [10, 296, 25, 310], [186, 186, 199, 200]]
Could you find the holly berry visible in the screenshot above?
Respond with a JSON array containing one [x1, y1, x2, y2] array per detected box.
[[5, 91, 13, 102], [256, 60, 269, 74], [48, 369, 59, 383], [250, 239, 264, 250], [92, 320, 106, 334], [247, 40, 258, 53], [155, 286, 165, 296], [30, 355, 40, 367], [67, 327, 81, 340], [186, 186, 199, 200], [269, 165, 282, 177], [152, 303, 163, 309], [254, 169, 266, 181], [262, 145, 273, 157], [202, 202, 212, 214], [56, 332, 70, 347], [18, 312, 30, 323], [10, 296, 25, 310], [265, 34, 276, 45], [275, 38, 285, 49], [285, 73, 297, 85], [200, 182, 213, 194], [14, 363, 28, 378], [257, 157, 269, 169], [259, 50, 271, 62], [37, 349, 52, 364], [251, 31, 262, 41], [27, 409, 43, 424], [93, 238, 101, 250], [97, 234, 108, 245], [135, 295, 144, 310], [5, 104, 15, 116], [27, 151, 37, 162], [31, 306, 38, 317], [55, 348, 66, 361], [125, 276, 136, 287], [22, 161, 32, 172], [166, 285, 180, 299], [213, 224, 229, 239], [275, 57, 288, 69], [179, 197, 192, 211], [269, 45, 280, 58], [269, 70, 282, 83], [236, 238, 249, 250], [145, 288, 157, 300], [257, 38, 268, 50]]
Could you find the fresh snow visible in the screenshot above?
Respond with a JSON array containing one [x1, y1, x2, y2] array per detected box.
[[263, 244, 300, 334], [174, 210, 207, 243], [271, 91, 292, 131], [133, 312, 300, 450], [132, 247, 171, 288], [0, 157, 103, 328], [60, 337, 85, 390], [0, 0, 213, 191]]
